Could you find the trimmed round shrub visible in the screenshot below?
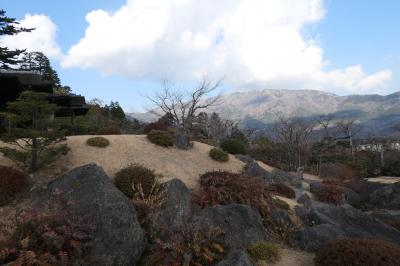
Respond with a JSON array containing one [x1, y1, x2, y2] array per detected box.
[[147, 130, 174, 147], [314, 238, 400, 266], [114, 164, 158, 198], [197, 171, 273, 218], [315, 184, 343, 205], [86, 136, 110, 148], [247, 242, 279, 263], [96, 126, 121, 135], [209, 148, 229, 162], [269, 183, 296, 199], [0, 166, 29, 206], [220, 139, 246, 155]]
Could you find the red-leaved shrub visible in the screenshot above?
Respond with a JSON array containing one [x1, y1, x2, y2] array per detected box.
[[315, 184, 343, 205], [0, 166, 29, 206], [196, 171, 272, 218], [0, 209, 96, 265], [314, 238, 400, 266], [268, 183, 296, 199]]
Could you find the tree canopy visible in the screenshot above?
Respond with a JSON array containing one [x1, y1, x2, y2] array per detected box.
[[0, 10, 34, 69]]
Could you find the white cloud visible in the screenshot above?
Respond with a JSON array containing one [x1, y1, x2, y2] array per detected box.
[[61, 0, 392, 94], [0, 14, 61, 59]]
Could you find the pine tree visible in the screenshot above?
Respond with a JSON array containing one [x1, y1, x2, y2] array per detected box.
[[0, 91, 68, 172], [0, 10, 34, 69]]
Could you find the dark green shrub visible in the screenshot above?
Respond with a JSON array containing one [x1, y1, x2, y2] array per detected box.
[[314, 238, 400, 266], [269, 183, 296, 199], [86, 137, 110, 148], [197, 171, 272, 218], [0, 166, 29, 206], [96, 126, 121, 135], [114, 164, 159, 198], [209, 148, 229, 162], [147, 130, 174, 147], [382, 160, 400, 176], [196, 138, 218, 147], [247, 242, 279, 263], [143, 122, 169, 134], [220, 139, 246, 154]]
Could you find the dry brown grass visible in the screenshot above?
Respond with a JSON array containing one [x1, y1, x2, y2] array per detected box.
[[1, 135, 245, 190]]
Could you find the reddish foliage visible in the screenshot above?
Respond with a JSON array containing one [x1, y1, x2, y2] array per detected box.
[[268, 183, 296, 199], [315, 238, 400, 266], [196, 171, 272, 218], [0, 166, 29, 206], [0, 208, 95, 265], [316, 184, 343, 205]]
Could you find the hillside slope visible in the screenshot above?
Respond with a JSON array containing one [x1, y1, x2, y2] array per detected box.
[[0, 135, 244, 189]]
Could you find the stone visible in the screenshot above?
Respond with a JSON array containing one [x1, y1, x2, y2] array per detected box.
[[368, 183, 400, 210], [150, 178, 192, 235], [32, 164, 146, 265], [289, 204, 400, 252], [217, 249, 254, 266], [191, 204, 269, 250]]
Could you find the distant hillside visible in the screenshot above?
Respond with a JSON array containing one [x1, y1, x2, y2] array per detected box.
[[128, 89, 400, 137]]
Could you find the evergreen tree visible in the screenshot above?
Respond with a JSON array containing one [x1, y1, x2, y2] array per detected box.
[[0, 10, 34, 69], [0, 91, 68, 172]]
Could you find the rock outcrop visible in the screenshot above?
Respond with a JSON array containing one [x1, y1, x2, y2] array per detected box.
[[32, 164, 146, 265]]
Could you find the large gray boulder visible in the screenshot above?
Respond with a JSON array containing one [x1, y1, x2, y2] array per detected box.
[[368, 183, 400, 210], [191, 204, 269, 250], [217, 249, 254, 266], [32, 164, 145, 265], [150, 178, 192, 235], [289, 204, 400, 251]]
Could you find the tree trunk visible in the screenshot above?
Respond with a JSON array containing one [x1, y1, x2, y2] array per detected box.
[[31, 137, 38, 172]]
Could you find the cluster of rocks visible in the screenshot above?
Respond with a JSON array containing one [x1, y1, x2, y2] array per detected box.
[[29, 162, 400, 264]]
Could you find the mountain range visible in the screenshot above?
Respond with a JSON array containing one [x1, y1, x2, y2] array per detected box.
[[129, 89, 400, 137]]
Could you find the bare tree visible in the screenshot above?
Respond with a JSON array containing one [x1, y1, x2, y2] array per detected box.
[[317, 115, 333, 140], [272, 115, 315, 170], [336, 119, 362, 159], [147, 78, 221, 149]]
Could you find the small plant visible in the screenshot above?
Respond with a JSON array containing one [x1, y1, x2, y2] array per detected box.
[[269, 183, 296, 199], [197, 171, 273, 219], [314, 238, 400, 266], [96, 126, 121, 135], [209, 148, 229, 162], [315, 184, 343, 205], [150, 226, 225, 265], [86, 136, 110, 148], [147, 130, 174, 147], [0, 166, 29, 206], [272, 198, 290, 210], [220, 139, 246, 154], [247, 242, 279, 263], [114, 164, 159, 198]]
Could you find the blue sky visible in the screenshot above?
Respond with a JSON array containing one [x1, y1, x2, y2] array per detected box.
[[2, 0, 400, 112]]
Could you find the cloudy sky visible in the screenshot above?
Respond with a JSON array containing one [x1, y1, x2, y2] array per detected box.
[[2, 0, 400, 112]]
